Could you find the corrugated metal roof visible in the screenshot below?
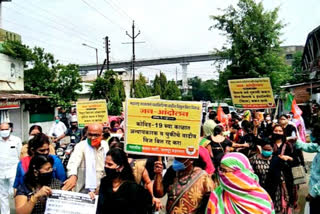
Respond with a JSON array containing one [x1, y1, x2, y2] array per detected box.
[[0, 91, 48, 100]]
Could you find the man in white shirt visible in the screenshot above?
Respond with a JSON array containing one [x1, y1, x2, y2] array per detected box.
[[0, 122, 22, 214], [63, 123, 109, 193], [48, 116, 67, 149]]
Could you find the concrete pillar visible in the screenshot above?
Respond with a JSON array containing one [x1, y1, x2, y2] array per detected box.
[[180, 62, 189, 94]]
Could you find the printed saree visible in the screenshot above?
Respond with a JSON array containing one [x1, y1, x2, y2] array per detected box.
[[206, 152, 275, 214]]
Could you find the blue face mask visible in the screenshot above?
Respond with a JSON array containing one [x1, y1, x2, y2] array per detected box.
[[55, 119, 59, 124], [261, 150, 273, 157], [172, 159, 186, 172], [310, 134, 316, 142]]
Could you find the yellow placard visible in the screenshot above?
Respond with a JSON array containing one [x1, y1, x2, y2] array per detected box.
[[125, 98, 202, 158], [142, 95, 161, 99], [76, 100, 108, 128], [228, 78, 276, 109]]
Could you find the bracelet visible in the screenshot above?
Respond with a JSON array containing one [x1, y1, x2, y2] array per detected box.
[[30, 195, 38, 204]]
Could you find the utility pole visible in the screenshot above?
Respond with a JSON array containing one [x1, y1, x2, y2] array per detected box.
[[105, 36, 110, 71], [126, 20, 140, 97]]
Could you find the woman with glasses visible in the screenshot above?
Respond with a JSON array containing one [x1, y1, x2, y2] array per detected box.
[[13, 133, 66, 190], [15, 155, 62, 214], [206, 152, 274, 214]]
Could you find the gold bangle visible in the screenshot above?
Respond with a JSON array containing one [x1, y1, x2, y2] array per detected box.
[[30, 195, 38, 204]]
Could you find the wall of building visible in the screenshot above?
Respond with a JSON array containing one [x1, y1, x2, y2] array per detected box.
[[0, 53, 24, 91], [290, 83, 320, 104]]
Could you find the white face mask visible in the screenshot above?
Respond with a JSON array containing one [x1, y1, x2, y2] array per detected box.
[[0, 130, 11, 138], [266, 116, 271, 121]]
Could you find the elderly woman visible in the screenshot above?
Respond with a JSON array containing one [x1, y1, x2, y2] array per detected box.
[[206, 152, 274, 214]]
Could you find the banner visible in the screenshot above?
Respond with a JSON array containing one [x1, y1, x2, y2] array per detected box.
[[228, 78, 275, 109], [125, 98, 202, 158], [76, 100, 108, 128], [44, 190, 98, 214]]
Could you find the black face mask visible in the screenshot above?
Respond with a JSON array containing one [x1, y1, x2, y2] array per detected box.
[[272, 133, 283, 141], [105, 167, 119, 180], [38, 171, 53, 186], [35, 153, 49, 158], [71, 125, 77, 129]]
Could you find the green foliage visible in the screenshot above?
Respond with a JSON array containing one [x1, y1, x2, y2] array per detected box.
[[21, 47, 82, 111], [133, 73, 152, 98], [90, 70, 125, 115], [189, 77, 220, 101], [289, 51, 309, 84], [152, 72, 167, 97], [210, 0, 290, 97], [0, 40, 33, 63], [163, 80, 181, 100]]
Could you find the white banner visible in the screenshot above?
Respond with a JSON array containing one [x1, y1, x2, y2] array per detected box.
[[44, 190, 98, 214]]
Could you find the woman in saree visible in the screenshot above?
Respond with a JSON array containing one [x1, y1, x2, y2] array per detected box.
[[154, 156, 214, 214], [206, 152, 274, 214]]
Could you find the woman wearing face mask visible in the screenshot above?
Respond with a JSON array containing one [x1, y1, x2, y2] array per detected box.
[[96, 148, 153, 214], [250, 142, 273, 190], [265, 125, 297, 214], [14, 133, 66, 190], [153, 156, 214, 214], [15, 155, 62, 214], [20, 125, 55, 159], [206, 152, 274, 214]]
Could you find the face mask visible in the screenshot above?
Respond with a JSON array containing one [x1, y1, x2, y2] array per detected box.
[[261, 150, 273, 157], [71, 125, 77, 129], [266, 116, 271, 121], [172, 159, 186, 172], [38, 171, 53, 186], [28, 135, 34, 141], [272, 133, 283, 141], [0, 130, 11, 138], [88, 136, 102, 148], [105, 167, 120, 179], [55, 120, 59, 124]]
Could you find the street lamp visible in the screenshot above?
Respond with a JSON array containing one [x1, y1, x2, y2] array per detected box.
[[82, 43, 99, 77]]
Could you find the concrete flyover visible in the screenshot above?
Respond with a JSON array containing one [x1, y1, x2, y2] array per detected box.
[[78, 53, 226, 72]]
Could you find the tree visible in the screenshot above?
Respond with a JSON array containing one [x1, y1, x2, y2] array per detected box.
[[133, 73, 152, 98], [23, 47, 82, 110], [210, 0, 291, 97], [90, 70, 125, 115], [163, 80, 181, 100], [152, 72, 167, 98], [0, 40, 33, 64], [289, 51, 309, 84]]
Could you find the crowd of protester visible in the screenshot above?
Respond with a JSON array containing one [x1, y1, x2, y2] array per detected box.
[[1, 105, 320, 214]]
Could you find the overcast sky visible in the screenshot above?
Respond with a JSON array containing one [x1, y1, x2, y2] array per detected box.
[[2, 0, 320, 81]]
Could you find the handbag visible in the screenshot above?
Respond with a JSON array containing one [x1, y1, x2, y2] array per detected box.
[[281, 143, 306, 185], [291, 165, 306, 185]]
